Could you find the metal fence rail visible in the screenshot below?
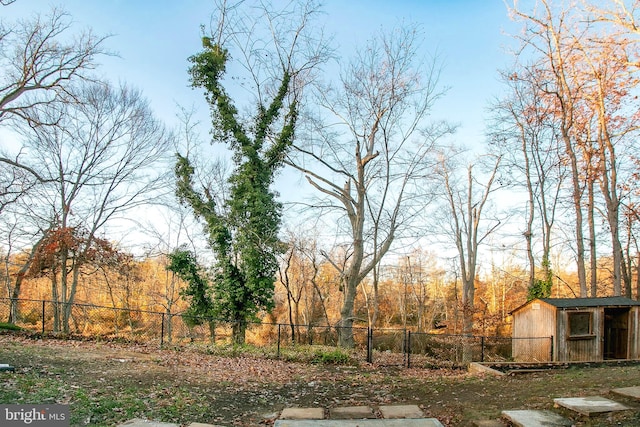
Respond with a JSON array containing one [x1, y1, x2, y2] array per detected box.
[[0, 298, 552, 367]]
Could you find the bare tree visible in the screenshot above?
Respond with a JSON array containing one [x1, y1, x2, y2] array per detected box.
[[287, 24, 453, 347], [0, 8, 106, 123], [509, 0, 594, 296], [490, 66, 565, 297], [434, 151, 502, 361], [0, 8, 107, 211], [588, 1, 640, 296], [510, 0, 640, 297], [14, 81, 173, 332], [0, 212, 50, 322], [581, 33, 638, 297]]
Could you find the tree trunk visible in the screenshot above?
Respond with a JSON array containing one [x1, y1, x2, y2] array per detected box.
[[51, 272, 60, 333], [522, 125, 536, 290], [232, 319, 246, 345], [8, 273, 24, 324], [208, 320, 216, 344], [622, 248, 632, 298], [311, 279, 330, 327], [7, 237, 44, 323], [371, 272, 380, 329], [636, 252, 640, 300], [286, 287, 295, 343], [599, 150, 623, 296], [461, 274, 475, 363], [562, 132, 588, 297], [166, 309, 173, 344], [62, 265, 81, 333], [338, 276, 357, 348], [587, 179, 598, 297]]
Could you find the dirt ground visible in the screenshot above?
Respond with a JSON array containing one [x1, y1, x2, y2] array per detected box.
[[1, 333, 640, 426]]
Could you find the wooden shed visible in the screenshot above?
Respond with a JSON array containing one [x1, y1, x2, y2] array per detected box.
[[511, 297, 640, 362]]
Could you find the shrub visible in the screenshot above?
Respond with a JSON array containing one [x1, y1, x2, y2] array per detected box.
[[0, 322, 22, 331], [20, 308, 42, 325], [312, 347, 352, 365]]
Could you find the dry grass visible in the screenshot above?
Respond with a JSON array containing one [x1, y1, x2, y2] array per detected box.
[[1, 332, 640, 426]]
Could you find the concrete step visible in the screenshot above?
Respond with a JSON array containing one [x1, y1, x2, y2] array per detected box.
[[118, 419, 179, 427], [379, 405, 424, 419], [553, 396, 632, 417], [501, 410, 572, 427], [612, 386, 640, 400], [329, 406, 375, 419], [118, 419, 225, 427], [274, 420, 444, 427], [280, 408, 324, 420], [276, 404, 441, 426], [472, 420, 505, 427]]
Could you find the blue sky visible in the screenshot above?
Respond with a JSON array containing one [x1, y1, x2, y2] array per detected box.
[[4, 0, 520, 146], [1, 1, 526, 255]]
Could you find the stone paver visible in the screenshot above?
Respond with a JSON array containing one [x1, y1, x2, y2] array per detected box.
[[472, 420, 505, 427], [329, 406, 375, 419], [501, 410, 572, 427], [117, 419, 179, 427], [553, 396, 631, 416], [612, 386, 640, 400], [379, 405, 424, 419], [274, 420, 444, 427], [187, 423, 227, 427], [280, 407, 325, 420]]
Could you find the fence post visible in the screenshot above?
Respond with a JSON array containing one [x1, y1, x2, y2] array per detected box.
[[160, 312, 165, 348], [277, 324, 281, 359], [366, 328, 372, 363], [407, 331, 412, 368], [403, 329, 407, 367], [481, 336, 485, 363], [41, 300, 45, 335]]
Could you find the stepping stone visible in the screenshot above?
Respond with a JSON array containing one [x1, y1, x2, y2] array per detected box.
[[118, 419, 179, 427], [553, 396, 631, 417], [502, 410, 571, 427], [473, 420, 505, 427], [274, 420, 444, 426], [329, 406, 375, 419], [612, 386, 640, 400], [187, 423, 226, 427], [379, 405, 424, 419], [280, 407, 324, 420]]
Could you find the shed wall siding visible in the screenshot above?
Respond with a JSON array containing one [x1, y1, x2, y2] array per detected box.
[[557, 308, 601, 362], [512, 298, 640, 363], [512, 302, 555, 361], [630, 307, 639, 359]]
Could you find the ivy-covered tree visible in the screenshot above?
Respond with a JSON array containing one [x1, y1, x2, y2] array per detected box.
[[175, 43, 293, 342], [527, 259, 553, 301], [175, 1, 322, 344], [176, 1, 326, 344], [166, 247, 216, 339]]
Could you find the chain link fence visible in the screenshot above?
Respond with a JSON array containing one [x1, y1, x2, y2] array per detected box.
[[0, 298, 552, 367]]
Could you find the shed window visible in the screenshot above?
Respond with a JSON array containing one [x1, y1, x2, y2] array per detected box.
[[568, 312, 592, 336]]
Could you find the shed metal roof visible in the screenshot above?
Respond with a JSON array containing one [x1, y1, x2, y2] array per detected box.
[[540, 296, 640, 308], [511, 296, 640, 314]]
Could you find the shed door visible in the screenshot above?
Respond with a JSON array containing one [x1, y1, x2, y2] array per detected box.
[[604, 308, 629, 359]]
